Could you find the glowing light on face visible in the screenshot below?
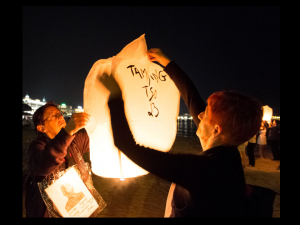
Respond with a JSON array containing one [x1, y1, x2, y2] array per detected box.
[[42, 106, 66, 138], [84, 34, 180, 179]]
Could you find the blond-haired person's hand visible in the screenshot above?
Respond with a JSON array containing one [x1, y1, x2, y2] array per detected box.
[[147, 48, 171, 67]]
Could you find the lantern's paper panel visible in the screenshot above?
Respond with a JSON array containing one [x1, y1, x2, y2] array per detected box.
[[84, 34, 180, 178], [263, 105, 273, 122], [45, 167, 99, 217]]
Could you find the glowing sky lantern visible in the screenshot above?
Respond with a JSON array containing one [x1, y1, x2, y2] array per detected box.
[[83, 34, 180, 179], [263, 105, 273, 123]]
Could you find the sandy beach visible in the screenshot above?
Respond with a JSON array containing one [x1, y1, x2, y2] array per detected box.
[[22, 128, 280, 218]]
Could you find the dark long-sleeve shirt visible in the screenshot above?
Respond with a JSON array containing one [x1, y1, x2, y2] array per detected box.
[[108, 61, 246, 217], [25, 128, 90, 217], [267, 126, 280, 140], [163, 61, 206, 126]]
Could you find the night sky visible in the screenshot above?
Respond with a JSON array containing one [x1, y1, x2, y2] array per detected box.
[[22, 6, 280, 116]]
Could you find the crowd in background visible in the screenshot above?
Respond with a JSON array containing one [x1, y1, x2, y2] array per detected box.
[[238, 119, 280, 169]]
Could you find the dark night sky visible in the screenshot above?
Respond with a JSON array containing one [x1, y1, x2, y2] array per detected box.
[[22, 6, 280, 116]]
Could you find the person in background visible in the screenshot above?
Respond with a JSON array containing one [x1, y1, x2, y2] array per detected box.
[[26, 120, 30, 128], [22, 118, 27, 128], [265, 120, 271, 144], [238, 141, 248, 169], [105, 48, 263, 217], [246, 135, 256, 167], [25, 101, 90, 217], [267, 120, 280, 161], [267, 120, 272, 127], [257, 121, 267, 158]]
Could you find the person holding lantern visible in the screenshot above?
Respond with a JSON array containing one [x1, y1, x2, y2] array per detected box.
[[105, 48, 263, 217], [257, 121, 267, 158], [25, 101, 90, 217]]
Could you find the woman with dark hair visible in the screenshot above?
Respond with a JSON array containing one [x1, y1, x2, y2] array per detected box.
[[106, 48, 263, 217], [25, 101, 90, 217]]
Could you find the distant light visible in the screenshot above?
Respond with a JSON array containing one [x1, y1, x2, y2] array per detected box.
[[61, 103, 66, 106], [78, 106, 82, 109], [23, 98, 46, 106], [75, 108, 84, 113]]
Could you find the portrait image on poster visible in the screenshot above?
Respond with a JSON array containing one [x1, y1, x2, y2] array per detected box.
[[61, 183, 85, 212]]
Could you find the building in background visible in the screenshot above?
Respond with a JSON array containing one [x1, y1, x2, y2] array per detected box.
[[176, 112, 280, 121], [272, 116, 280, 121], [75, 106, 84, 113], [22, 94, 86, 127], [57, 103, 73, 116], [23, 94, 47, 116], [22, 94, 84, 117], [177, 113, 193, 120]]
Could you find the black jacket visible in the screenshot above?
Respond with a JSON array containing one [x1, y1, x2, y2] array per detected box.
[[267, 126, 280, 140], [25, 128, 90, 217]]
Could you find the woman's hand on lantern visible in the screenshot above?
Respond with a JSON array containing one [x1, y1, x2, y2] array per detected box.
[[147, 48, 171, 67], [100, 73, 122, 100], [64, 113, 90, 136]]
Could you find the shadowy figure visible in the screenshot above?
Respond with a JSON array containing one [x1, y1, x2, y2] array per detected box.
[[246, 135, 256, 167], [22, 118, 27, 128], [23, 118, 30, 129], [267, 120, 280, 160], [238, 141, 248, 168]]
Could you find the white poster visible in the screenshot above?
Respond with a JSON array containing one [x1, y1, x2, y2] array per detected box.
[[45, 167, 99, 217]]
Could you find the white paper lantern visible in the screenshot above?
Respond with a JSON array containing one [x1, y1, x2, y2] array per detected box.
[[84, 34, 180, 179], [262, 105, 273, 123]]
